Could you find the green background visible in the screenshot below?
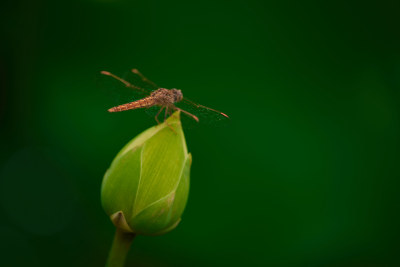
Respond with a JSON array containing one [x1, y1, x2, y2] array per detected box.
[[1, 0, 400, 266]]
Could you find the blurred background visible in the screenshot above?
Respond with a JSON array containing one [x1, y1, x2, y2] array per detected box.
[[1, 0, 400, 266]]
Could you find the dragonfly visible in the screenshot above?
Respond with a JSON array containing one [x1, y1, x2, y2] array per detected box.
[[100, 69, 229, 126]]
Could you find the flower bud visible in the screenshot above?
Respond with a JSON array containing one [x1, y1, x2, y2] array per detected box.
[[101, 112, 191, 235]]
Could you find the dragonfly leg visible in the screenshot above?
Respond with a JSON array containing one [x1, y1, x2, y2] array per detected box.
[[164, 106, 169, 121], [161, 106, 177, 134], [173, 106, 199, 122], [131, 69, 159, 88], [165, 121, 177, 134], [155, 106, 165, 124]]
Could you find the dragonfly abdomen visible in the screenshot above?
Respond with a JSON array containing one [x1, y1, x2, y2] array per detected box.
[[108, 97, 155, 112]]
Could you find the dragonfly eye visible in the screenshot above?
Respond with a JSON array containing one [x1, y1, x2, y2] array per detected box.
[[172, 89, 183, 102]]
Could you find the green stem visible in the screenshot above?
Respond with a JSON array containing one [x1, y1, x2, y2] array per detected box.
[[106, 228, 136, 267]]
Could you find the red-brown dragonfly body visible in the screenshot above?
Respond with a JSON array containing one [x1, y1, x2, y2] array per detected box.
[[108, 88, 182, 112], [101, 69, 229, 124]]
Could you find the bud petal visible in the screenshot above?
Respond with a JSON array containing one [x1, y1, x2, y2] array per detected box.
[[101, 112, 191, 235]]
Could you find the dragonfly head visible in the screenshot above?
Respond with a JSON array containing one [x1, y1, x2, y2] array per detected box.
[[171, 89, 183, 103]]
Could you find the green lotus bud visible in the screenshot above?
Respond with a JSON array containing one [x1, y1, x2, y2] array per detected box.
[[101, 111, 191, 236]]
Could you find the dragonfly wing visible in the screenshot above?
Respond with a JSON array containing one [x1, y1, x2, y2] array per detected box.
[[123, 69, 170, 119], [123, 68, 159, 92], [175, 97, 230, 127], [122, 69, 163, 118], [97, 69, 154, 109]]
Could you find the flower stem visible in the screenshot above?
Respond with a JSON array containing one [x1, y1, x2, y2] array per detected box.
[[106, 228, 136, 267]]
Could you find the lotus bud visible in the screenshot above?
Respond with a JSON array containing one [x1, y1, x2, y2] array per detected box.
[[101, 111, 191, 235]]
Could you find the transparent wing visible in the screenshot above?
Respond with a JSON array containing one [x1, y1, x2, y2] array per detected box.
[[176, 97, 230, 127], [122, 69, 164, 118], [122, 68, 159, 92], [96, 69, 155, 109]]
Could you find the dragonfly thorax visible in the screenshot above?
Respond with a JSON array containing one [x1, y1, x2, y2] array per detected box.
[[150, 88, 183, 106]]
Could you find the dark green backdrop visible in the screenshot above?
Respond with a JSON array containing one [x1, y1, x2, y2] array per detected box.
[[1, 0, 400, 266]]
